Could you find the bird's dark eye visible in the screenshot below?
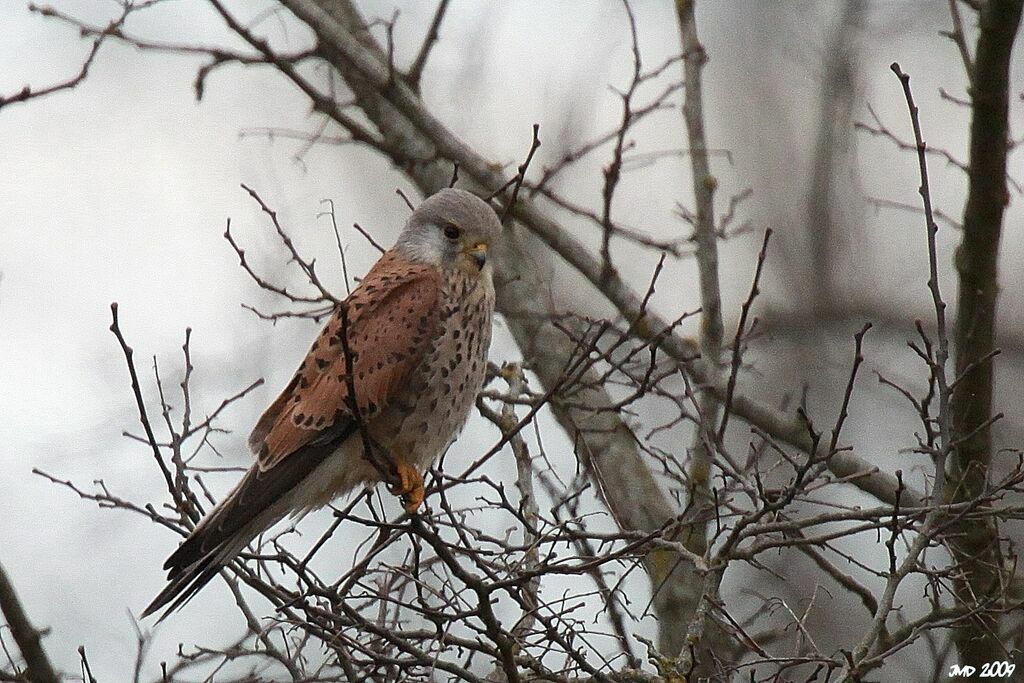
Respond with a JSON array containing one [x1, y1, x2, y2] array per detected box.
[[443, 222, 461, 240]]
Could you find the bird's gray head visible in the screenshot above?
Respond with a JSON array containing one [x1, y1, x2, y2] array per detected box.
[[395, 188, 502, 275]]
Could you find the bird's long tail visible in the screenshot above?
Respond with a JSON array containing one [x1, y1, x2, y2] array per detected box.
[[141, 441, 337, 620]]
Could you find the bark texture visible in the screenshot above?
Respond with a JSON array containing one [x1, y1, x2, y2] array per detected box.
[[948, 0, 1024, 669]]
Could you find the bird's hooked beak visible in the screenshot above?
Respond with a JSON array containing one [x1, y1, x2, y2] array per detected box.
[[465, 242, 488, 269]]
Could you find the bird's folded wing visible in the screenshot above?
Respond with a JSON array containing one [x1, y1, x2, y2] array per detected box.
[[248, 252, 442, 470]]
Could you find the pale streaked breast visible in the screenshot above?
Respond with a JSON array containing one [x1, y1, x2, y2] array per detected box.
[[390, 268, 494, 469]]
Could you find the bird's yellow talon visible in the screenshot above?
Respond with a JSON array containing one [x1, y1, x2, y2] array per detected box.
[[389, 460, 424, 513]]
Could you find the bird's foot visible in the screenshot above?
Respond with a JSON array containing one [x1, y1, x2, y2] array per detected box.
[[388, 460, 424, 514]]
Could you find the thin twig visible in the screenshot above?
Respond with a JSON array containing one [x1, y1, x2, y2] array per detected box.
[[889, 62, 952, 500], [406, 0, 450, 91]]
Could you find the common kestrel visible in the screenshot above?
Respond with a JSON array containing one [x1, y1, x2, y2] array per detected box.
[[142, 188, 500, 618]]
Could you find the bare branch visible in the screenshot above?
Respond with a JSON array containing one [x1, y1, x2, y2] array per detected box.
[[889, 62, 953, 500], [945, 0, 1024, 667], [0, 561, 59, 683], [0, 4, 128, 110], [675, 7, 723, 643], [406, 0, 450, 91]]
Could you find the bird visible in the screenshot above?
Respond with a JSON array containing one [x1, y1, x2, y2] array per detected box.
[[142, 188, 501, 619]]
